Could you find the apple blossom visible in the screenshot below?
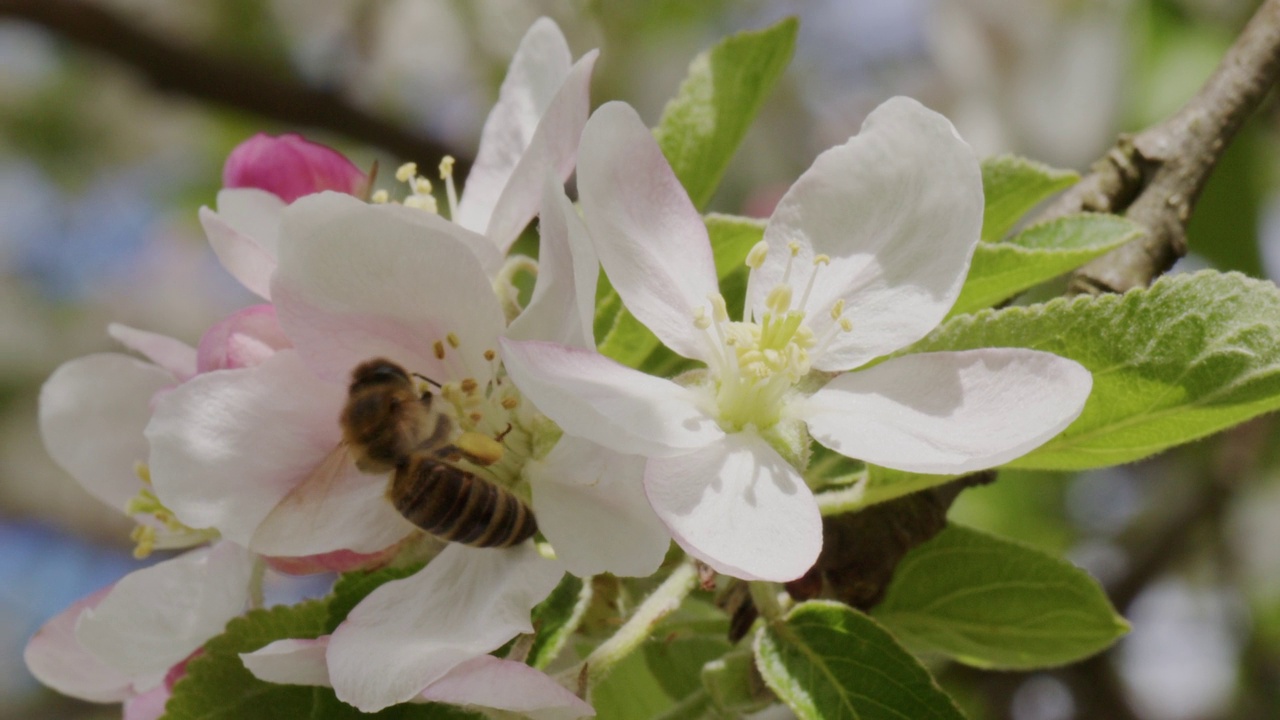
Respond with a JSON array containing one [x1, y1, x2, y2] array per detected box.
[[222, 133, 368, 203], [144, 186, 669, 711], [24, 542, 255, 718], [200, 17, 596, 300], [501, 97, 1094, 582]]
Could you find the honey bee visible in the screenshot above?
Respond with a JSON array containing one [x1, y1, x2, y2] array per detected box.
[[341, 358, 537, 548]]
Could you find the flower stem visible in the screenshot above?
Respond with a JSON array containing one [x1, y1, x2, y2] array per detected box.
[[566, 561, 699, 688], [248, 557, 267, 610], [748, 581, 785, 622]]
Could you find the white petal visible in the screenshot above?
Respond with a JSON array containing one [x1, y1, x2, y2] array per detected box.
[[201, 188, 286, 299], [483, 50, 598, 254], [501, 339, 724, 458], [147, 350, 411, 554], [753, 97, 983, 370], [801, 349, 1093, 474], [108, 324, 197, 381], [272, 193, 505, 384], [327, 544, 563, 712], [420, 655, 595, 720], [506, 181, 597, 349], [24, 587, 134, 702], [456, 17, 572, 236], [251, 444, 416, 557], [645, 434, 822, 582], [241, 638, 332, 686], [527, 436, 668, 577], [76, 542, 254, 679], [578, 102, 718, 361], [40, 353, 174, 512]]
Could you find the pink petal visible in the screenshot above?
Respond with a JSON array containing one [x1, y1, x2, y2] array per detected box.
[[272, 193, 505, 384], [482, 50, 598, 254], [108, 324, 197, 381], [753, 97, 983, 371], [195, 304, 292, 373], [241, 637, 332, 686], [527, 436, 669, 577], [456, 17, 572, 237], [24, 587, 133, 702], [223, 133, 366, 203], [147, 350, 411, 554], [123, 684, 170, 720], [76, 542, 255, 679], [327, 544, 563, 712], [201, 189, 287, 299], [420, 656, 595, 720], [506, 181, 597, 349], [264, 545, 399, 576], [501, 339, 724, 458], [40, 353, 174, 512], [578, 102, 718, 361], [801, 349, 1092, 474], [645, 434, 822, 582]]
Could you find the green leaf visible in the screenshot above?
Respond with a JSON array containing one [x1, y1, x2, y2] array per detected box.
[[528, 573, 590, 669], [951, 214, 1143, 317], [754, 601, 965, 720], [980, 155, 1078, 242], [598, 214, 767, 375], [164, 601, 477, 720], [911, 270, 1280, 469], [654, 18, 798, 210], [873, 525, 1128, 669]]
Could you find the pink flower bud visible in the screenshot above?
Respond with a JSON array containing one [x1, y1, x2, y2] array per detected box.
[[223, 133, 366, 203]]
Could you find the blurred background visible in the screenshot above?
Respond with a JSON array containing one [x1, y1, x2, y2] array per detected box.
[[0, 0, 1278, 718]]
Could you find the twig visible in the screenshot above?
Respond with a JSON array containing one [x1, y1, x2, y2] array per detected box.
[[1046, 0, 1280, 294], [0, 0, 471, 171]]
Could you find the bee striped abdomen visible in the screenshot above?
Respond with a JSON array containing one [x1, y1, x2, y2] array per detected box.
[[390, 457, 537, 548]]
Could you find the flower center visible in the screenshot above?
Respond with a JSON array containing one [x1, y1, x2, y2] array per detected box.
[[124, 463, 218, 558], [427, 336, 551, 499], [694, 240, 852, 432], [370, 158, 460, 218]]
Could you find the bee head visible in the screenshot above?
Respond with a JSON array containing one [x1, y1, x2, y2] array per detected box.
[[349, 358, 412, 394]]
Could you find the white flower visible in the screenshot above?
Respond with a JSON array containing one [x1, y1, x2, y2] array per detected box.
[[200, 16, 597, 298], [502, 97, 1093, 583], [145, 188, 669, 711], [24, 542, 255, 718]]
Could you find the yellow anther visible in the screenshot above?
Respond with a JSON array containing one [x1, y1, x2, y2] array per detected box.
[[469, 412, 484, 424], [710, 294, 729, 322], [501, 396, 519, 410], [813, 254, 830, 266], [447, 333, 461, 348], [395, 162, 418, 183], [439, 156, 456, 180], [693, 307, 711, 330], [404, 195, 438, 213], [460, 378, 479, 395], [483, 349, 496, 361], [766, 285, 793, 315], [134, 462, 152, 486], [746, 240, 769, 269], [371, 189, 390, 204], [433, 341, 446, 359], [131, 525, 156, 559], [830, 299, 845, 320], [413, 177, 433, 195], [839, 317, 854, 332], [787, 241, 801, 256]]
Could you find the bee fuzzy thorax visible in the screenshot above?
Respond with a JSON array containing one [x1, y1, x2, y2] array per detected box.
[[340, 352, 540, 549]]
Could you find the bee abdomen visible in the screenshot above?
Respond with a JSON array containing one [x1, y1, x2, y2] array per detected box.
[[390, 458, 537, 548]]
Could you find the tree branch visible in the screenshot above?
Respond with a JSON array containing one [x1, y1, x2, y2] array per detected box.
[[0, 0, 471, 172], [1047, 0, 1280, 294]]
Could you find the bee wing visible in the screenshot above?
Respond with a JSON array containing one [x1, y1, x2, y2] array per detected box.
[[250, 444, 415, 558]]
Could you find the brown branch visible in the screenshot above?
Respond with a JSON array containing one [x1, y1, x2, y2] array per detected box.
[[1047, 0, 1280, 294], [0, 0, 471, 172]]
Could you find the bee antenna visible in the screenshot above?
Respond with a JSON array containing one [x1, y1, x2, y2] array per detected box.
[[412, 372, 442, 389], [494, 423, 514, 444]]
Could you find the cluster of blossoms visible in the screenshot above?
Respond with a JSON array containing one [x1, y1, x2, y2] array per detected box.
[[24, 16, 1091, 720]]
